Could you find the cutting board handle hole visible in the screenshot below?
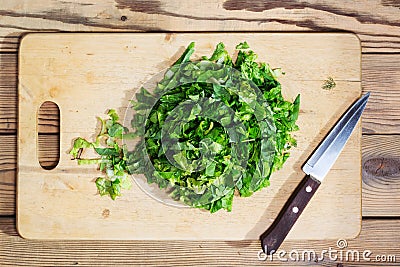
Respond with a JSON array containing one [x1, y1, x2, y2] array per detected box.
[[38, 101, 60, 170]]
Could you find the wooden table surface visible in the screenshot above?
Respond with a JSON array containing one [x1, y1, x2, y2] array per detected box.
[[0, 1, 399, 266]]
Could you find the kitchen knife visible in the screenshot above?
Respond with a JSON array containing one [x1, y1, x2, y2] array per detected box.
[[260, 92, 370, 254]]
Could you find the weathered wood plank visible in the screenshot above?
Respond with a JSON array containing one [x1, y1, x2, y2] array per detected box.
[[38, 102, 60, 134], [0, 136, 15, 172], [362, 135, 400, 217], [0, 0, 400, 53], [0, 217, 398, 266], [0, 53, 17, 133], [362, 54, 400, 134], [38, 134, 60, 169], [0, 171, 14, 215], [0, 135, 15, 215]]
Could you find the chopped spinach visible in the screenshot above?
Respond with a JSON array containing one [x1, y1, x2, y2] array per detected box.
[[70, 41, 300, 213], [70, 110, 132, 200]]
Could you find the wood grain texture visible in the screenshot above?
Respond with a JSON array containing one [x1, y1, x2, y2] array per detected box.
[[362, 54, 400, 134], [2, 133, 398, 217], [17, 32, 361, 240], [362, 135, 400, 217], [38, 134, 60, 169], [0, 217, 399, 266], [0, 135, 16, 215], [0, 134, 58, 215], [0, 53, 17, 133], [2, 134, 398, 217], [0, 54, 61, 134], [0, 0, 400, 53], [38, 101, 60, 134], [2, 53, 400, 134], [0, 136, 59, 173], [0, 1, 398, 265]]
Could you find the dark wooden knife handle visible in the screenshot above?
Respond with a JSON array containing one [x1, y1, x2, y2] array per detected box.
[[260, 175, 321, 254]]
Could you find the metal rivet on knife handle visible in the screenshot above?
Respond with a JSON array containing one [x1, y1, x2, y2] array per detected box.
[[260, 174, 321, 254]]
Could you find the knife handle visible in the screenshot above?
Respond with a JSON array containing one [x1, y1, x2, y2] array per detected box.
[[260, 175, 321, 254]]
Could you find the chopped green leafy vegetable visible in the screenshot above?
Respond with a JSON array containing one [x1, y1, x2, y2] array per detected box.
[[127, 42, 300, 212], [69, 109, 132, 200], [70, 41, 300, 213]]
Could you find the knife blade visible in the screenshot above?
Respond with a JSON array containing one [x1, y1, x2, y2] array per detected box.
[[260, 92, 370, 255]]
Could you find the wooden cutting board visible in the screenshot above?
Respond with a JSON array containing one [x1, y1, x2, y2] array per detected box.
[[17, 33, 361, 240]]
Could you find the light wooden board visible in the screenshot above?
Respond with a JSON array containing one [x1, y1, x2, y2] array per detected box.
[[3, 53, 400, 217], [17, 32, 361, 240]]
